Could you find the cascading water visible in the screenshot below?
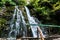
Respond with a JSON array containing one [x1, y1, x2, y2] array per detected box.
[[8, 5, 47, 40], [8, 6, 27, 40], [8, 6, 21, 40], [8, 6, 17, 40], [15, 6, 21, 36], [25, 6, 45, 38], [16, 7, 27, 37], [19, 10, 27, 37]]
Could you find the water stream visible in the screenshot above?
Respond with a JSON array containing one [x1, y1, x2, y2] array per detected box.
[[25, 6, 45, 38], [8, 6, 17, 40], [19, 10, 27, 37], [8, 6, 27, 40], [8, 6, 47, 40]]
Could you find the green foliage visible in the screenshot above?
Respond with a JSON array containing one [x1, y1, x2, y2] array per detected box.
[[0, 0, 27, 6], [17, 0, 26, 5], [0, 18, 7, 34], [0, 18, 7, 27], [28, 0, 60, 25], [30, 0, 39, 8], [0, 0, 16, 6]]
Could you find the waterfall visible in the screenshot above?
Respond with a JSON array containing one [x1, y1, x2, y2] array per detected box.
[[8, 5, 47, 40], [25, 6, 45, 38], [16, 7, 27, 37], [19, 10, 27, 37], [8, 6, 27, 40], [8, 6, 18, 40]]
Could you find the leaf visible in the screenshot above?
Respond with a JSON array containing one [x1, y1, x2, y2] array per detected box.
[[10, 2, 16, 5]]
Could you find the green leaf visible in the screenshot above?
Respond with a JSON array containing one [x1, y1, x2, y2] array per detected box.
[[10, 2, 16, 5]]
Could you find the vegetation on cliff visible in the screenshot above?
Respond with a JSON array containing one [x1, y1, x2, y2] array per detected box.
[[27, 0, 60, 25], [0, 0, 60, 37]]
